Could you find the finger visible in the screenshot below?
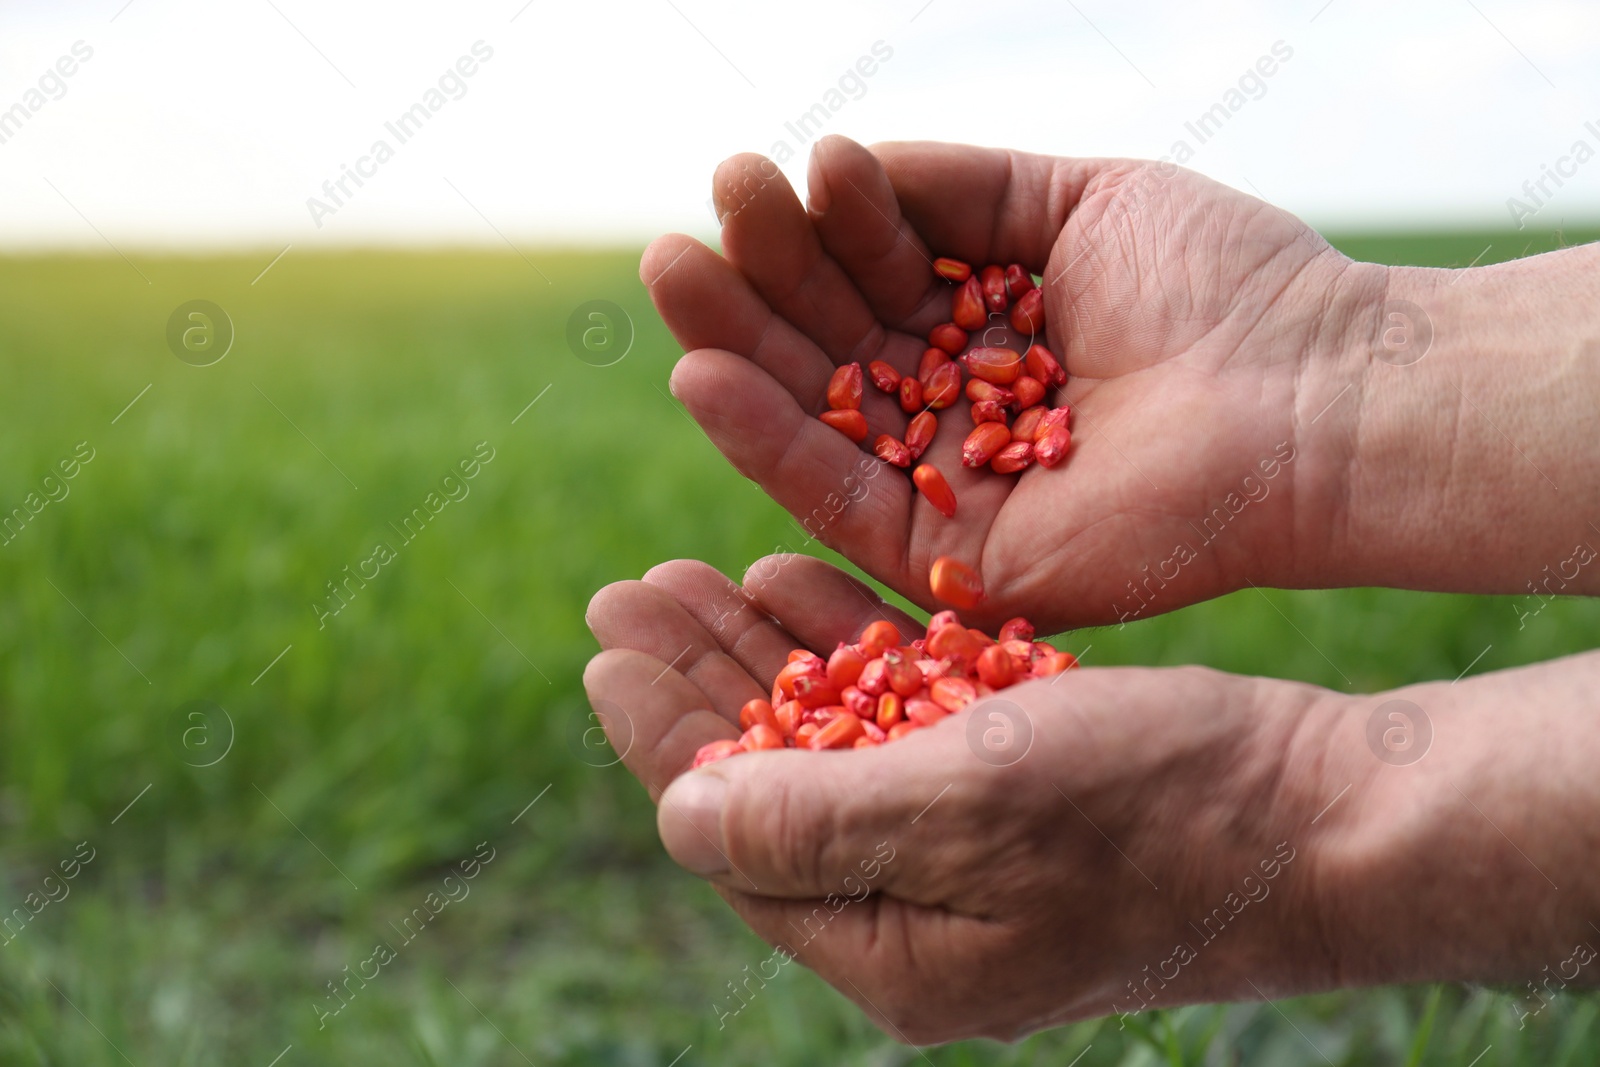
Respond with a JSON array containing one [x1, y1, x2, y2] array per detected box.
[[714, 153, 889, 368], [669, 348, 915, 581], [806, 135, 949, 334], [654, 730, 972, 902], [740, 554, 923, 655], [583, 648, 737, 801], [641, 558, 798, 690], [871, 141, 1115, 274], [586, 579, 764, 724], [641, 235, 835, 410]]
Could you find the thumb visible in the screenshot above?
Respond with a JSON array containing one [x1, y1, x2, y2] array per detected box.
[[655, 745, 944, 900]]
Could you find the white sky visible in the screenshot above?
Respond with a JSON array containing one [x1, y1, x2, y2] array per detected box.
[[2, 0, 1598, 250]]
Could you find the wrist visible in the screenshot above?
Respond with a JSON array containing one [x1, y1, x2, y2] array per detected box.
[[1303, 247, 1600, 595]]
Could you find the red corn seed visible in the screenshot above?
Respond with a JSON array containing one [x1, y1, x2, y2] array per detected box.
[[774, 699, 805, 737], [788, 648, 823, 666], [827, 645, 868, 688], [928, 323, 968, 356], [952, 276, 987, 330], [1011, 375, 1045, 410], [1004, 264, 1035, 301], [1010, 406, 1047, 443], [692, 738, 746, 768], [912, 464, 957, 518], [861, 719, 887, 743], [930, 676, 977, 712], [975, 644, 1016, 688], [808, 713, 866, 750], [887, 721, 920, 741], [842, 685, 874, 719], [933, 257, 972, 283], [970, 399, 1008, 425], [818, 409, 868, 443], [930, 556, 986, 609], [854, 735, 879, 749], [792, 674, 841, 709], [916, 658, 950, 686], [919, 347, 951, 382], [860, 620, 903, 658], [1034, 651, 1080, 677], [998, 618, 1036, 644], [990, 440, 1035, 474], [774, 659, 824, 700], [1011, 288, 1045, 335], [926, 622, 982, 662], [867, 360, 901, 393], [928, 610, 960, 631], [924, 362, 962, 409], [855, 659, 890, 696], [1024, 343, 1066, 387], [965, 379, 1016, 406], [740, 698, 779, 732], [906, 699, 948, 727], [827, 362, 864, 410], [794, 722, 820, 746], [905, 411, 937, 460], [961, 422, 1012, 468], [873, 434, 912, 468], [884, 650, 923, 696], [1035, 418, 1071, 469], [962, 347, 1024, 385], [741, 724, 784, 751], [875, 691, 905, 730], [979, 264, 1008, 313], [898, 376, 924, 414]]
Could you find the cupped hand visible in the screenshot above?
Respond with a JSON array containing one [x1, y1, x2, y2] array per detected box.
[[584, 554, 1351, 1043], [641, 137, 1387, 632]]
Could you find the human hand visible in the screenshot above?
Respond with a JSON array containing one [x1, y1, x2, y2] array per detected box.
[[584, 553, 1355, 1042], [641, 136, 1389, 632]]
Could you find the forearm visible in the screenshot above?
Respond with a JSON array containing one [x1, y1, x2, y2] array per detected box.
[[1306, 243, 1600, 595], [1303, 650, 1600, 991]]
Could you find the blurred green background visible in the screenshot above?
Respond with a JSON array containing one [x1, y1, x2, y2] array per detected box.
[[1, 229, 1597, 1066]]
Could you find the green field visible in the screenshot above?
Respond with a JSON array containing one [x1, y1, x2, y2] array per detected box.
[[1, 229, 1597, 1066]]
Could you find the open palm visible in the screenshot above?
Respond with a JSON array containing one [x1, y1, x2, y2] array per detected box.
[[642, 137, 1381, 633]]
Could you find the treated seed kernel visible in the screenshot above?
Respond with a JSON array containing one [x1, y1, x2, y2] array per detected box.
[[905, 699, 948, 727], [961, 347, 1024, 385], [928, 323, 968, 356], [952, 276, 987, 330], [1011, 375, 1045, 410], [933, 257, 972, 282], [918, 347, 951, 382], [1034, 652, 1080, 677], [819, 409, 868, 443], [898, 376, 924, 414], [692, 738, 745, 768], [861, 719, 887, 743], [975, 644, 1016, 688], [961, 422, 1011, 468], [1011, 406, 1047, 443], [965, 379, 1016, 406], [1024, 343, 1066, 387], [774, 699, 805, 737], [979, 264, 1008, 313], [788, 649, 824, 667], [842, 685, 874, 719], [930, 676, 977, 712], [1004, 264, 1035, 301], [884, 650, 923, 696], [926, 622, 982, 661], [929, 556, 985, 609], [827, 645, 868, 688], [867, 360, 902, 393], [808, 713, 866, 750], [990, 440, 1035, 474], [855, 659, 890, 696], [859, 620, 903, 658], [774, 659, 824, 700], [1011, 288, 1045, 335], [905, 411, 937, 460], [794, 722, 820, 746], [970, 399, 1008, 425], [912, 463, 957, 518], [923, 362, 962, 409], [873, 434, 912, 468], [741, 724, 785, 751], [875, 691, 905, 730], [853, 735, 879, 749], [792, 675, 841, 709], [827, 362, 864, 410], [1035, 411, 1071, 469], [998, 618, 1036, 644], [887, 721, 920, 741], [740, 698, 778, 732]]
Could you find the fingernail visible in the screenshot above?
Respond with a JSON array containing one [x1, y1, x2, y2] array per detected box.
[[658, 772, 729, 877], [806, 142, 830, 217]]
